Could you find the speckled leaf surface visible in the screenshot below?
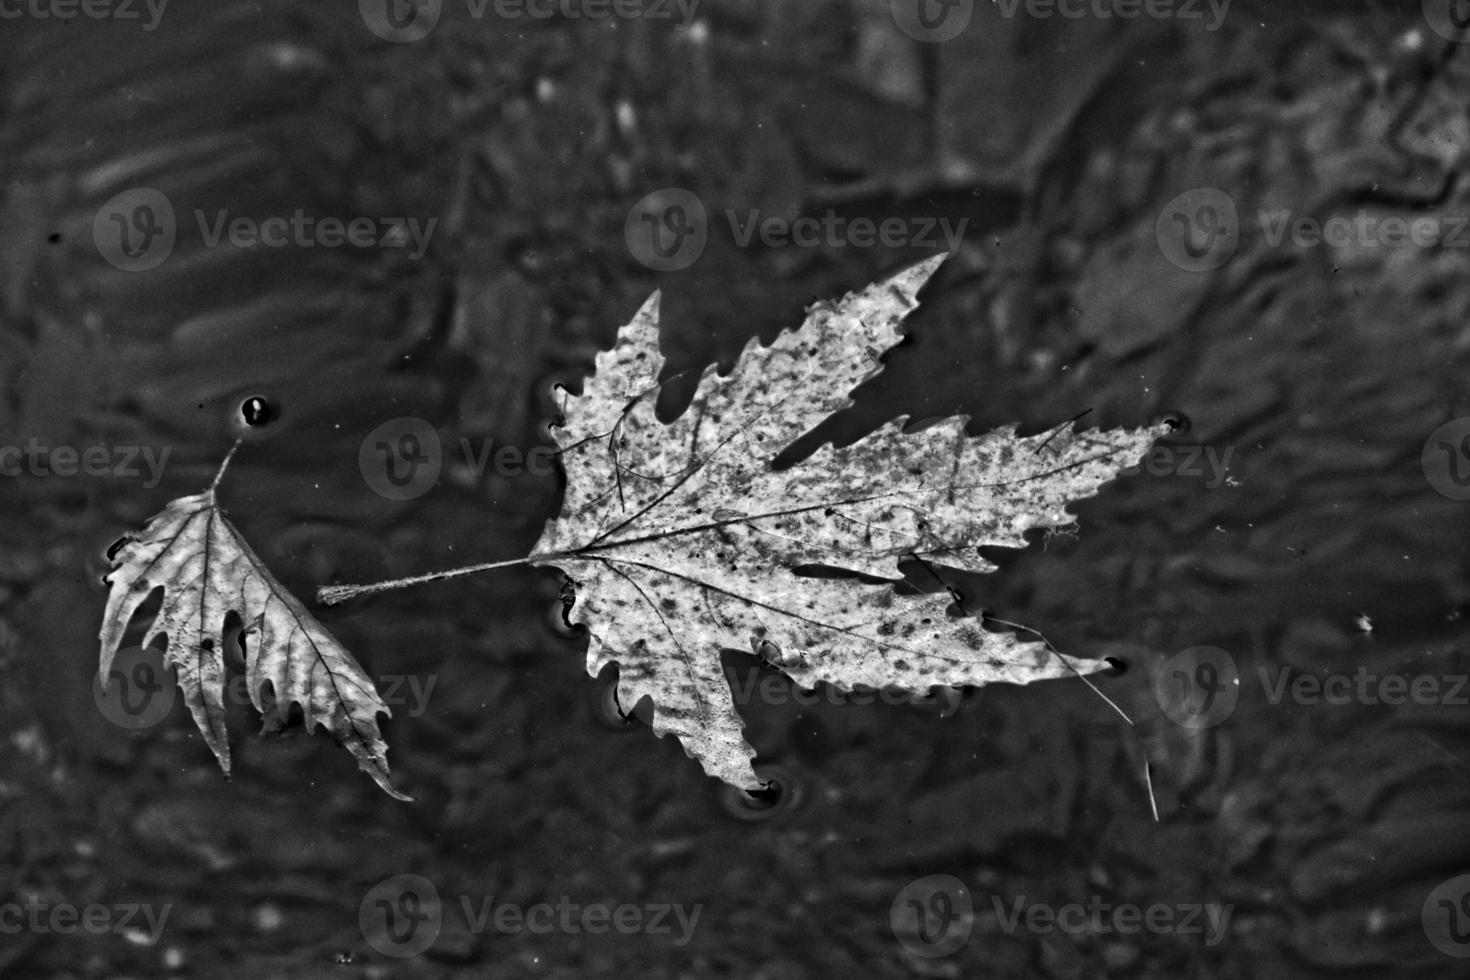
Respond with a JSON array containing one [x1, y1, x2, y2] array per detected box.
[[98, 488, 408, 800], [533, 256, 1166, 790]]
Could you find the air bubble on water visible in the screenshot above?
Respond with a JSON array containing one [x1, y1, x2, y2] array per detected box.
[[229, 392, 282, 440], [239, 396, 275, 428], [1153, 409, 1191, 436], [720, 765, 803, 821]]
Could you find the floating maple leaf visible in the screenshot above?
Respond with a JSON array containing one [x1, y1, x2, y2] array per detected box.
[[98, 449, 409, 800], [314, 255, 1165, 795], [524, 255, 1166, 790]]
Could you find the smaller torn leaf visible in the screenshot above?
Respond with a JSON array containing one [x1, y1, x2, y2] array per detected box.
[[98, 485, 408, 800], [533, 254, 1167, 791]]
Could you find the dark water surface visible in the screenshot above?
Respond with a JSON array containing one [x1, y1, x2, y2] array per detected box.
[[3, 1, 1470, 977]]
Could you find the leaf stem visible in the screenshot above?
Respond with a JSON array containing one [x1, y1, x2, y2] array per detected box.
[[983, 615, 1159, 821], [210, 437, 245, 495], [317, 554, 553, 606], [316, 444, 1145, 607]]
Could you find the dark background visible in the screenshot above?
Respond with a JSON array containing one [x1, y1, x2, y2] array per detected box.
[[3, 0, 1470, 976]]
